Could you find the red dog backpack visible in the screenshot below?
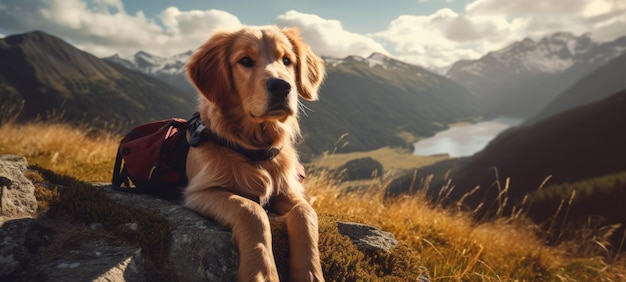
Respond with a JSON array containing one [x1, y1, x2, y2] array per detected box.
[[111, 118, 190, 198], [111, 114, 307, 198]]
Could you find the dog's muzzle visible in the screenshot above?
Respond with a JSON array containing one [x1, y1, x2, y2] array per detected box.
[[263, 78, 293, 121], [266, 78, 291, 98]]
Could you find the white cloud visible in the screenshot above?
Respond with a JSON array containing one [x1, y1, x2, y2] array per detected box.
[[0, 1, 387, 61], [1, 0, 625, 71], [275, 10, 389, 58], [0, 0, 241, 58], [466, 0, 591, 16], [465, 0, 626, 44], [373, 0, 626, 69], [159, 7, 241, 37], [373, 9, 491, 68]]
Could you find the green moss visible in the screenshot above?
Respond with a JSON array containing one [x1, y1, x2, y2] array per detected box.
[[26, 170, 60, 212], [317, 213, 429, 281], [559, 258, 608, 281], [30, 165, 175, 280]]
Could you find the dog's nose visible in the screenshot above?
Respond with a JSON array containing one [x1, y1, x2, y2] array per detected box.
[[266, 78, 291, 97]]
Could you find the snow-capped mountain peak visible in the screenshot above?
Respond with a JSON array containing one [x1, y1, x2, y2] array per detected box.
[[134, 51, 167, 70], [323, 52, 431, 74], [448, 32, 609, 78], [485, 32, 599, 74], [366, 52, 391, 67], [105, 53, 135, 69], [445, 31, 626, 117], [104, 50, 191, 75]]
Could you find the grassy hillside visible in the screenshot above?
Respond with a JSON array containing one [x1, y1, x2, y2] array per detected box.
[[455, 90, 625, 204], [2, 121, 626, 280], [531, 52, 626, 122], [0, 31, 196, 129], [390, 89, 626, 203], [527, 171, 626, 243], [387, 89, 626, 254]]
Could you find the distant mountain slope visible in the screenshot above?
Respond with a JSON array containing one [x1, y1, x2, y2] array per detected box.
[[104, 51, 196, 98], [105, 51, 484, 157], [297, 53, 484, 156], [447, 32, 626, 117], [530, 52, 626, 122], [0, 31, 196, 128], [388, 89, 626, 211]]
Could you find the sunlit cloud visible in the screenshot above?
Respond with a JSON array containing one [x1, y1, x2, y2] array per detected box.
[[372, 0, 626, 69], [0, 0, 625, 70], [275, 10, 389, 58], [0, 0, 241, 58]]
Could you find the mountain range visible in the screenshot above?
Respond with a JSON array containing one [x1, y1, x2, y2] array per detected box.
[[388, 43, 626, 203], [105, 31, 626, 124], [104, 44, 485, 157], [105, 51, 196, 96], [109, 49, 482, 154], [0, 31, 196, 128], [447, 32, 626, 117], [1, 30, 484, 158], [3, 30, 625, 156]]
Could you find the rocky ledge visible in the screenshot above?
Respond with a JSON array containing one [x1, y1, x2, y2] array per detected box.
[[0, 155, 428, 281]]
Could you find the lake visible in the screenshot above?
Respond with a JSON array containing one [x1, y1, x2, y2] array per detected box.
[[413, 117, 524, 157]]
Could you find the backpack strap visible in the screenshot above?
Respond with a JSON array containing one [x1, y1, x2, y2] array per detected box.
[[111, 146, 130, 187]]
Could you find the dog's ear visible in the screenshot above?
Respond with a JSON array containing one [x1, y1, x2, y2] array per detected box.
[[186, 31, 233, 105], [282, 28, 325, 101]]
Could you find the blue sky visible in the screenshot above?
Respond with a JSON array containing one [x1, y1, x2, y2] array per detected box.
[[1, 0, 625, 69], [121, 0, 470, 34]]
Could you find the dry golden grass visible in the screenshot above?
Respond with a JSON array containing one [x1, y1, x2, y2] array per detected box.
[[311, 146, 448, 172], [0, 122, 119, 182], [3, 121, 626, 280], [306, 171, 626, 281]]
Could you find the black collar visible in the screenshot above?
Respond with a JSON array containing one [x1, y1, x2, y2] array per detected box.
[[187, 112, 281, 162]]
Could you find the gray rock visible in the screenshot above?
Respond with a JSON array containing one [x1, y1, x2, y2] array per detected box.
[[0, 155, 28, 171], [0, 155, 38, 217], [336, 221, 398, 252], [39, 239, 144, 282], [0, 217, 54, 278], [0, 218, 36, 277], [2, 182, 410, 281], [0, 154, 416, 281], [1, 216, 145, 282], [100, 185, 408, 281], [100, 184, 239, 281]]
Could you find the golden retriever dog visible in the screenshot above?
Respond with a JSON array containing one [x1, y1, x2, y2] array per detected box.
[[184, 25, 326, 281]]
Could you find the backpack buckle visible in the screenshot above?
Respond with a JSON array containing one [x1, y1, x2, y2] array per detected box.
[[189, 123, 205, 147]]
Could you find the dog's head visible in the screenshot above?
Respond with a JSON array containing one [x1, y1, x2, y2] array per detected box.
[[187, 26, 325, 123]]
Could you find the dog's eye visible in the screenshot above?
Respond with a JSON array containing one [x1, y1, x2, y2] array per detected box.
[[282, 56, 292, 66], [238, 57, 255, 68]]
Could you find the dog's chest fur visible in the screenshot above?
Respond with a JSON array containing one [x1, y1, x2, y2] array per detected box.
[[187, 143, 299, 204]]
